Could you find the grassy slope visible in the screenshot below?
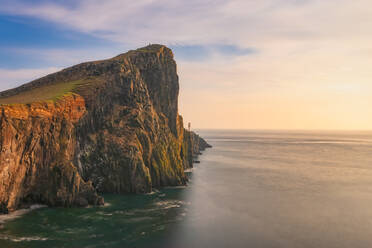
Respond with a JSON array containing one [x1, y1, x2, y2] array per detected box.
[[0, 45, 166, 106], [0, 80, 89, 105]]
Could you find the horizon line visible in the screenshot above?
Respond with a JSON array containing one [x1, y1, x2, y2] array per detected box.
[[192, 128, 372, 132]]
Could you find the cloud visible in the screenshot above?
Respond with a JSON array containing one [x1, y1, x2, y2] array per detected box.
[[0, 45, 129, 68], [2, 0, 372, 61], [2, 0, 372, 46], [171, 44, 257, 61], [0, 67, 60, 91]]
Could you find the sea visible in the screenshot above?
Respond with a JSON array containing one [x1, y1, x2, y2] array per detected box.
[[1, 130, 372, 248]]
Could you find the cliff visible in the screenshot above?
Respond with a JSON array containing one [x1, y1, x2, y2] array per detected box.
[[0, 45, 210, 213]]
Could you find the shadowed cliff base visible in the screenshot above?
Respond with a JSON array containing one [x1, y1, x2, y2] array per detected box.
[[0, 44, 211, 214]]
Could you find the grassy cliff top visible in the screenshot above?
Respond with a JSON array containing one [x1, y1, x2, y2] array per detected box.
[[0, 44, 170, 105], [0, 80, 88, 105]]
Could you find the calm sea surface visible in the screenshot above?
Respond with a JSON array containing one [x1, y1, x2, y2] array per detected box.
[[1, 130, 372, 248]]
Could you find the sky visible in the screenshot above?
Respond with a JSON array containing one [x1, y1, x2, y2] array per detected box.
[[0, 0, 372, 130]]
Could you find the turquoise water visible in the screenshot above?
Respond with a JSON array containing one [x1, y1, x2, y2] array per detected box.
[[2, 130, 372, 248]]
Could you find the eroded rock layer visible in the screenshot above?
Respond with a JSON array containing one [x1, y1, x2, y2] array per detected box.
[[0, 45, 210, 213]]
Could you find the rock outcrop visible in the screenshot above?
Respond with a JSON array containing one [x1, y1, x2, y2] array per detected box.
[[0, 45, 210, 213]]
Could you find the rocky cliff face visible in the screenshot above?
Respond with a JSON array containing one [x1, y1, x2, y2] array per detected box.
[[0, 45, 210, 213]]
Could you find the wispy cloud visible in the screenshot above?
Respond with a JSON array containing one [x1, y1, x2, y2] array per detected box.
[[2, 0, 372, 46], [171, 44, 257, 61], [3, 46, 125, 66], [0, 67, 60, 91]]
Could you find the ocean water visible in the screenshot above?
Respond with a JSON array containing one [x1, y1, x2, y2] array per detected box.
[[1, 130, 372, 248]]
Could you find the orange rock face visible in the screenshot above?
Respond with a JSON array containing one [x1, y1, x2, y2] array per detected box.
[[1, 94, 86, 121], [0, 94, 103, 213]]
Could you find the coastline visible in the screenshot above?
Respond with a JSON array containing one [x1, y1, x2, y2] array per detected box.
[[0, 205, 47, 228]]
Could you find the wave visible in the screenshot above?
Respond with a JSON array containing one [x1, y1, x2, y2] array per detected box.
[[154, 200, 185, 210], [0, 204, 47, 225], [0, 235, 48, 242]]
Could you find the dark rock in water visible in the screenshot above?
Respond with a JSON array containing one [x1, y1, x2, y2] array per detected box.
[[0, 44, 210, 214], [0, 204, 8, 214], [190, 132, 212, 154], [199, 136, 212, 150], [97, 196, 105, 206], [75, 197, 89, 207]]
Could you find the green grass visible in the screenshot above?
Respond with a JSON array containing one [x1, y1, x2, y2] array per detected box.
[[0, 80, 88, 105]]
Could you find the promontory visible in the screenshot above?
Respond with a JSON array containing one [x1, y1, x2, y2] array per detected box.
[[0, 44, 211, 213]]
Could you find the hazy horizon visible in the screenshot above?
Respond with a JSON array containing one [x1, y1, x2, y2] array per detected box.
[[194, 128, 372, 132], [1, 0, 372, 130]]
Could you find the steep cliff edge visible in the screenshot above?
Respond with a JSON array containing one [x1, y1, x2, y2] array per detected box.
[[0, 45, 210, 213]]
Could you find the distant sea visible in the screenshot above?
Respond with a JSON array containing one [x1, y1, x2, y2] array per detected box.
[[1, 130, 372, 248]]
